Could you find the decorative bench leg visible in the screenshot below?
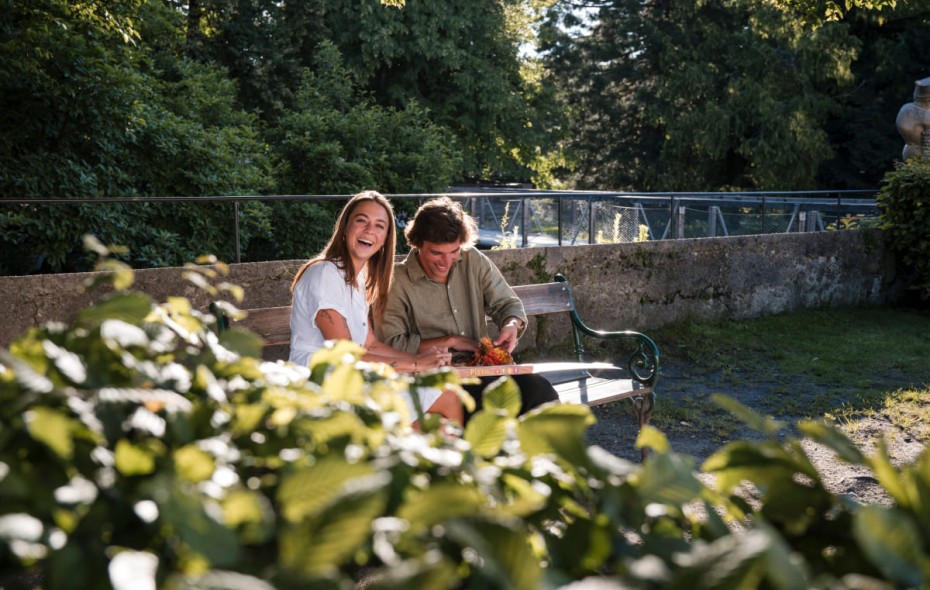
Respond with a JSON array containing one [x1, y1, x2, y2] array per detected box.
[[632, 392, 656, 461]]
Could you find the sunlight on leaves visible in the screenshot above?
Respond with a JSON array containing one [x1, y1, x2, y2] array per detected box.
[[483, 377, 521, 418], [174, 446, 216, 483], [464, 411, 508, 457], [115, 440, 156, 476], [26, 407, 75, 460]]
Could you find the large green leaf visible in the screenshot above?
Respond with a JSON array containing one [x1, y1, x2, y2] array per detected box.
[[713, 394, 786, 436], [796, 420, 865, 464], [444, 519, 542, 590], [483, 377, 521, 418], [660, 528, 772, 589], [217, 328, 264, 359], [279, 473, 389, 575], [637, 424, 670, 453], [463, 410, 508, 457], [499, 473, 549, 518], [222, 490, 274, 544], [853, 505, 925, 587], [277, 456, 376, 523], [320, 363, 366, 405], [865, 440, 911, 508], [155, 476, 241, 568], [173, 445, 216, 483], [702, 440, 818, 494], [78, 293, 154, 326], [635, 452, 702, 506], [396, 482, 489, 532], [516, 403, 594, 465]]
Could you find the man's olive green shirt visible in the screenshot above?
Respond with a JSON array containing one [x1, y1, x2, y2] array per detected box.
[[379, 247, 527, 356]]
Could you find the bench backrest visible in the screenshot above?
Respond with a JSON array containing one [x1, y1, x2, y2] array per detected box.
[[216, 280, 578, 348], [512, 282, 575, 316], [221, 305, 291, 347]]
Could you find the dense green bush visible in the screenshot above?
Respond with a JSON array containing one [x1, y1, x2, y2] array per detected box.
[[1, 253, 928, 589], [877, 157, 930, 301]]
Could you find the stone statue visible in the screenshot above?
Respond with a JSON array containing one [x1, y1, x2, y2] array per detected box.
[[895, 76, 930, 160]]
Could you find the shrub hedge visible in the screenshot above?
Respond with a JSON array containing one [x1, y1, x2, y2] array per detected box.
[[878, 156, 930, 301], [1, 252, 928, 589]]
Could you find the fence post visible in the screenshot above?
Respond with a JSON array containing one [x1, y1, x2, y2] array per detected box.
[[632, 204, 640, 242], [588, 197, 596, 244], [808, 210, 819, 232], [798, 211, 807, 233], [234, 201, 241, 263], [677, 206, 686, 239], [521, 197, 529, 247], [708, 206, 718, 237], [761, 195, 767, 234]]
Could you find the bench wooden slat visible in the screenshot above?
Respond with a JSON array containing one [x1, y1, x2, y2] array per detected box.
[[512, 282, 574, 316], [234, 305, 292, 346], [551, 378, 649, 407]]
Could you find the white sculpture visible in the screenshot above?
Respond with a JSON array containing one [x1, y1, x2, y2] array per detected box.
[[895, 76, 930, 160]]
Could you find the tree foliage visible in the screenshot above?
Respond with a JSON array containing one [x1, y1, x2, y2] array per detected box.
[[317, 0, 565, 181], [877, 156, 930, 300], [542, 0, 865, 191], [0, 0, 926, 275], [0, 0, 483, 274], [1, 252, 929, 589], [819, 4, 930, 189]]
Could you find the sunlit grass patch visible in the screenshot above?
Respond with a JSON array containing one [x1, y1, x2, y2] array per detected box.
[[829, 385, 930, 441]]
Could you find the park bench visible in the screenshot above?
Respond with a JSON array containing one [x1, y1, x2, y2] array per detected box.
[[212, 274, 660, 434]]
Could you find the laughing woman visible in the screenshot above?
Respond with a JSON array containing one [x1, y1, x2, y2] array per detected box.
[[288, 190, 463, 427]]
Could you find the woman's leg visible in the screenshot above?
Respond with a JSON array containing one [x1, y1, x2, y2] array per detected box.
[[426, 389, 464, 426]]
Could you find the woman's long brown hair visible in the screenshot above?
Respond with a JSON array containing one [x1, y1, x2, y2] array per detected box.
[[289, 191, 397, 322]]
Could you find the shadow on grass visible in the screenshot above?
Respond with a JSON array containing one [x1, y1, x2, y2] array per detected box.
[[584, 304, 930, 461]]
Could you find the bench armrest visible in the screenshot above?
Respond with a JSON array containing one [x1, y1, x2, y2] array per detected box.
[[554, 274, 661, 389]]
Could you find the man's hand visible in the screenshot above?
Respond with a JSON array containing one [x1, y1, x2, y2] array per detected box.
[[421, 336, 479, 354], [494, 317, 523, 353]]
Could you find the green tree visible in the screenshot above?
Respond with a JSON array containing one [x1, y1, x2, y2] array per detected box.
[[543, 0, 861, 191], [262, 42, 462, 260], [819, 3, 930, 189], [0, 0, 274, 274], [320, 0, 565, 183]]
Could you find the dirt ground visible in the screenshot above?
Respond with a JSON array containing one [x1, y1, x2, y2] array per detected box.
[[586, 364, 927, 506]]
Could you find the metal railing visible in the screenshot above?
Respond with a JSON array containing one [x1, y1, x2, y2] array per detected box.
[[445, 188, 879, 249], [1, 189, 879, 263]]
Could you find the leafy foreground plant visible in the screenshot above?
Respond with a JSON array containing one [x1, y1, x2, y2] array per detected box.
[[1, 261, 929, 589]]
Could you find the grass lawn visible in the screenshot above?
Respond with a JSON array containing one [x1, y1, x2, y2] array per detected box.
[[645, 304, 930, 444]]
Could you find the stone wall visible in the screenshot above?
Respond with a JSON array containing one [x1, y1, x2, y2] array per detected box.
[[0, 230, 895, 353]]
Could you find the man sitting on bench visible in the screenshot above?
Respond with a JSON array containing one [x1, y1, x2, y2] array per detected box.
[[378, 196, 559, 420]]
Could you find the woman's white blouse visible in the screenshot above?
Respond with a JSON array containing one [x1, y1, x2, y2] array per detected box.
[[289, 261, 369, 367]]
